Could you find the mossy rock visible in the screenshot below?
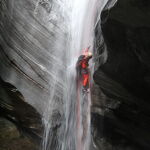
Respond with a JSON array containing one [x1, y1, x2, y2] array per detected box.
[[0, 117, 38, 150], [0, 117, 20, 140]]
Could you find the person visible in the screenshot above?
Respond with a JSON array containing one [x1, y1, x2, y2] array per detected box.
[[76, 47, 92, 92]]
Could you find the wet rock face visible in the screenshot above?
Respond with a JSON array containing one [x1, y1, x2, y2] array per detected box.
[[0, 0, 67, 113], [0, 117, 38, 150], [0, 117, 20, 140], [93, 0, 150, 149], [0, 77, 43, 142]]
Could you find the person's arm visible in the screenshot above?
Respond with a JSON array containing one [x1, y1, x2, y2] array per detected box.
[[85, 56, 92, 62], [76, 55, 84, 69]]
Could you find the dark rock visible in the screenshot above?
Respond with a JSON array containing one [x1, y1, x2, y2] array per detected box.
[[0, 117, 20, 140], [0, 77, 43, 142], [0, 117, 38, 150], [93, 0, 150, 149]]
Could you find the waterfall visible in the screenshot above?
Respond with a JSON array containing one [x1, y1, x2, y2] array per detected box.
[[38, 0, 117, 150]]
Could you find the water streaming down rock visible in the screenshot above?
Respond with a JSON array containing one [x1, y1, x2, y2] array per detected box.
[[40, 0, 117, 150], [64, 2, 110, 150], [0, 0, 69, 113], [0, 0, 117, 149]]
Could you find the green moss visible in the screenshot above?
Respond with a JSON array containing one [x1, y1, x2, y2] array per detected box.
[[0, 117, 38, 150]]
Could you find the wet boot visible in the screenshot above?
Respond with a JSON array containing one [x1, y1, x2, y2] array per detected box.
[[82, 86, 89, 93]]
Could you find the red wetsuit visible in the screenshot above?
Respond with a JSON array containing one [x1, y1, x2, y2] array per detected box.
[[81, 59, 89, 88], [76, 55, 92, 89]]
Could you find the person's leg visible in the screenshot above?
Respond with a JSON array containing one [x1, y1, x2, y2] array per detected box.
[[82, 74, 89, 89]]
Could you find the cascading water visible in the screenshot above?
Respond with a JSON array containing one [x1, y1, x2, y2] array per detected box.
[[37, 0, 117, 150]]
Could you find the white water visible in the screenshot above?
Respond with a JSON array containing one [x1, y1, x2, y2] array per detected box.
[[37, 0, 117, 150]]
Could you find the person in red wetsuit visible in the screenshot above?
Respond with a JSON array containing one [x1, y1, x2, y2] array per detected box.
[[76, 48, 92, 92]]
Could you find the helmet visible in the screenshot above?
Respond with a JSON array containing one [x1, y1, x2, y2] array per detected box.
[[83, 46, 92, 56], [84, 51, 92, 59], [87, 52, 92, 57]]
